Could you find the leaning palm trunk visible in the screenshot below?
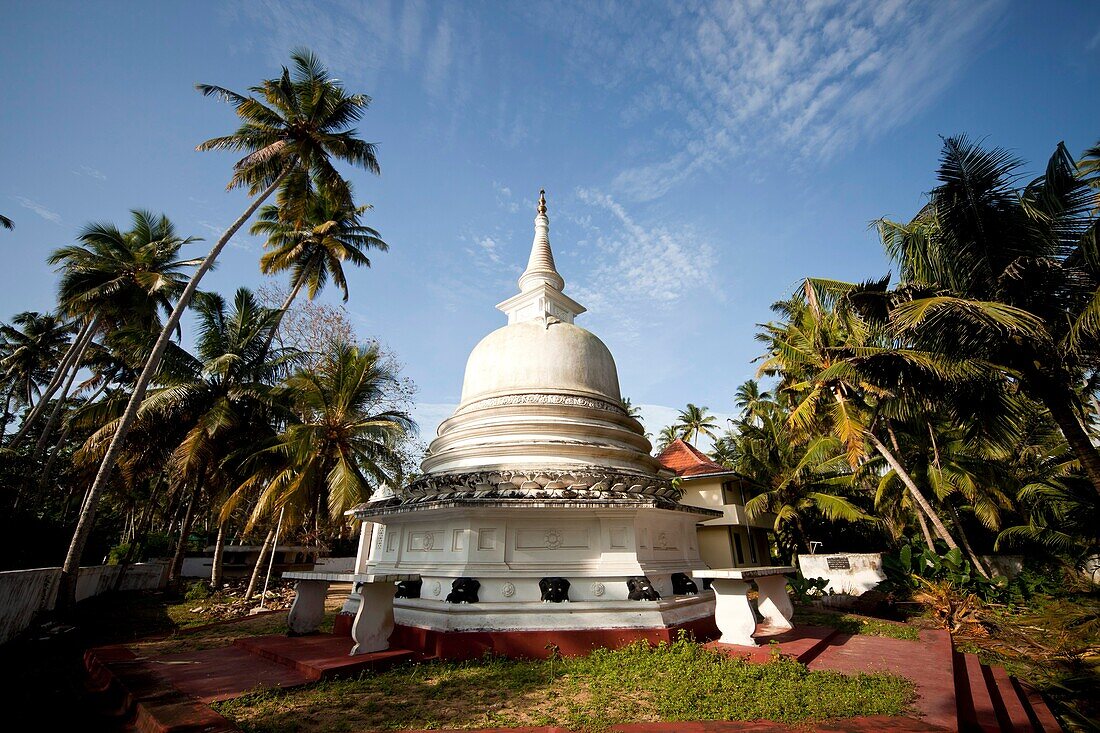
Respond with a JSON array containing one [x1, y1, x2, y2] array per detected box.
[[40, 379, 110, 487], [10, 317, 95, 448], [914, 505, 935, 550], [245, 527, 276, 601], [58, 170, 290, 610], [258, 277, 306, 359], [950, 507, 991, 579], [210, 521, 227, 589], [867, 432, 960, 552], [28, 325, 94, 469], [1036, 381, 1100, 499]]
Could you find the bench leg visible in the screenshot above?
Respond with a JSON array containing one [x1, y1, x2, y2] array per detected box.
[[287, 580, 330, 635], [711, 578, 757, 647], [754, 575, 794, 630], [350, 582, 397, 655]]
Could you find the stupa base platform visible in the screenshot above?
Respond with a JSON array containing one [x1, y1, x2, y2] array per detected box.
[[389, 613, 720, 660]]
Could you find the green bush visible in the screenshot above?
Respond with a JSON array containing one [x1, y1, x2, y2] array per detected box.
[[184, 580, 212, 601], [882, 544, 1009, 601], [787, 575, 829, 603]]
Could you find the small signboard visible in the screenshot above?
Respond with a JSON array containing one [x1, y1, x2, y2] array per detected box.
[[826, 557, 851, 570]]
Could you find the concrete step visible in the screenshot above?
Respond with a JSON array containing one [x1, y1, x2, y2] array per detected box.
[[1015, 678, 1063, 732], [233, 633, 416, 680], [953, 650, 1063, 732], [988, 665, 1033, 732]]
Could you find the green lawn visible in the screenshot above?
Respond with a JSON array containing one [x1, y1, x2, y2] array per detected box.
[[214, 638, 915, 732], [792, 606, 922, 640]]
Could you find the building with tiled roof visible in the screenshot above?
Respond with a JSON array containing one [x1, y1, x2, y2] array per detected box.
[[656, 438, 775, 569]]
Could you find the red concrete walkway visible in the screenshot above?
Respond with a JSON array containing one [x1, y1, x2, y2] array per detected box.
[[808, 630, 956, 730], [83, 620, 1062, 732]]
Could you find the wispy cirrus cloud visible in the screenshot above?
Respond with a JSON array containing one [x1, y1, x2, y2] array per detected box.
[[227, 0, 462, 102], [533, 0, 1007, 201], [73, 165, 107, 181], [13, 196, 61, 224], [569, 188, 718, 340]]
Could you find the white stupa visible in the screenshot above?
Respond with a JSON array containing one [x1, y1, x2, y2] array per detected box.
[[350, 191, 717, 637]]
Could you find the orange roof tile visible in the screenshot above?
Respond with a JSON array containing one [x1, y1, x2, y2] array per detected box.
[[656, 438, 734, 477]]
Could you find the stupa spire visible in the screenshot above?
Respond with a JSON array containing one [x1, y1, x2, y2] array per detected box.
[[518, 189, 565, 293], [496, 188, 585, 325]]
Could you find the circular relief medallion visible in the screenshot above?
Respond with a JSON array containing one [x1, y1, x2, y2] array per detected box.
[[422, 532, 435, 550], [431, 581, 442, 597], [500, 582, 516, 598], [590, 581, 606, 597], [544, 529, 563, 549]]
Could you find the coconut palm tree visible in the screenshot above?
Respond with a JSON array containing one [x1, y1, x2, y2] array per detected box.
[[228, 342, 412, 543], [737, 407, 869, 561], [674, 403, 719, 446], [0, 312, 74, 434], [733, 380, 771, 424], [61, 49, 382, 607], [251, 178, 386, 343], [872, 137, 1100, 496], [0, 215, 13, 230], [79, 289, 294, 586], [10, 211, 200, 454], [654, 424, 682, 452]]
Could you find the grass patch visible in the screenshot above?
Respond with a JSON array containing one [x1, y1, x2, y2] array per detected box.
[[214, 637, 914, 732], [793, 606, 921, 640]]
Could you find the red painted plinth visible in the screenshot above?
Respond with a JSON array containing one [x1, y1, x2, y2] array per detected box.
[[332, 611, 354, 637], [390, 615, 720, 661]]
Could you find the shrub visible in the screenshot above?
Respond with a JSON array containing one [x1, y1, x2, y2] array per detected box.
[[184, 580, 212, 601]]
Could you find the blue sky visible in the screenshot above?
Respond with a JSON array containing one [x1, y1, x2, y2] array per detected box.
[[3, 1, 1099, 445]]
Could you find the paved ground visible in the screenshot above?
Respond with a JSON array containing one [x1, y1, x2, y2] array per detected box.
[[808, 629, 957, 731]]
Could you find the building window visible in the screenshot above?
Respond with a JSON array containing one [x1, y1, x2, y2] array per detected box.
[[733, 533, 744, 565], [747, 529, 758, 563]]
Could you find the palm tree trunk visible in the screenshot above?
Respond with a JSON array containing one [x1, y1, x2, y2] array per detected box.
[[1038, 383, 1100, 499], [58, 169, 291, 611], [245, 527, 276, 601], [867, 432, 960, 552], [914, 505, 935, 549], [40, 379, 109, 485], [1, 381, 18, 436], [168, 485, 200, 592], [950, 506, 991, 579], [259, 277, 306, 358], [28, 325, 94, 468], [210, 520, 226, 589], [10, 317, 95, 449]]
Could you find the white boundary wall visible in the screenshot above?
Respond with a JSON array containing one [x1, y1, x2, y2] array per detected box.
[[0, 562, 168, 644], [797, 553, 885, 595]]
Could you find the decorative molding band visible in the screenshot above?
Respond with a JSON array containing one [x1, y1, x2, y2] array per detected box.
[[456, 392, 628, 416], [382, 466, 680, 508]]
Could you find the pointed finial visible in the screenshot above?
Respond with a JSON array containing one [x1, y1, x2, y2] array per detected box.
[[538, 189, 547, 216]]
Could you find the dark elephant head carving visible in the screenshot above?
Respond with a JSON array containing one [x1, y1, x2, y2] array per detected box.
[[671, 572, 698, 595], [445, 577, 480, 604], [539, 576, 570, 602], [395, 579, 422, 599], [626, 576, 661, 601]]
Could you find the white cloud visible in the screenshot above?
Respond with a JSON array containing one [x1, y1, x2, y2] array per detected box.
[[73, 165, 107, 181], [570, 188, 718, 340], [534, 0, 1007, 201], [228, 0, 459, 100], [13, 196, 61, 224]]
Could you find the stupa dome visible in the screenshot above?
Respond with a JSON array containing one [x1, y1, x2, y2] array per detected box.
[[459, 320, 621, 407], [410, 191, 671, 494]]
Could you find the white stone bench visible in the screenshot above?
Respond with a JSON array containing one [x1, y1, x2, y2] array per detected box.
[[693, 566, 797, 647], [283, 571, 419, 655]]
